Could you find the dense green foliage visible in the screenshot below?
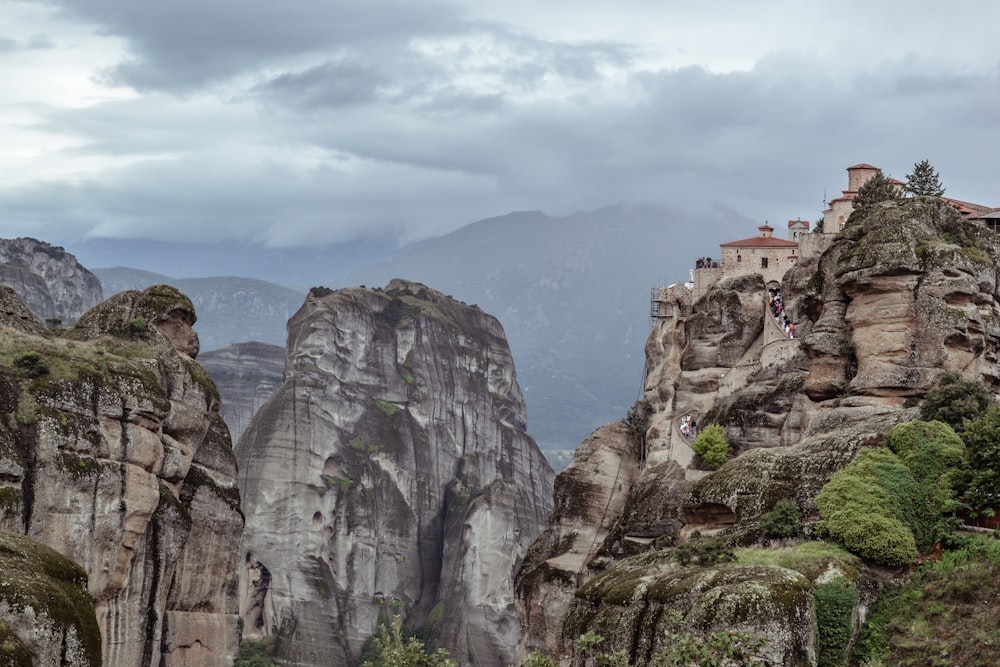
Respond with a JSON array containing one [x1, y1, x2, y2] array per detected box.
[[815, 448, 918, 566], [882, 420, 965, 549], [758, 499, 802, 539], [919, 371, 992, 431], [904, 159, 946, 197], [818, 417, 974, 564], [848, 170, 901, 222], [362, 616, 456, 667], [814, 578, 856, 667], [691, 423, 729, 469], [855, 534, 1000, 666], [957, 406, 1000, 513]]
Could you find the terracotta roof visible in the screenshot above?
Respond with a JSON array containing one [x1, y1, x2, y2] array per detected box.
[[945, 197, 992, 217], [721, 236, 799, 248], [847, 163, 879, 170]]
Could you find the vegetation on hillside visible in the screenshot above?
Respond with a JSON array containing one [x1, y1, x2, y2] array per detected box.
[[855, 533, 1000, 667]]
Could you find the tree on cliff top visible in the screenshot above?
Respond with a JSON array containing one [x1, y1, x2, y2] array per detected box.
[[905, 159, 946, 197], [848, 170, 902, 224]]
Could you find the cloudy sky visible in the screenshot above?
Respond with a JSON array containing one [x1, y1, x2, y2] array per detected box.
[[2, 0, 998, 252]]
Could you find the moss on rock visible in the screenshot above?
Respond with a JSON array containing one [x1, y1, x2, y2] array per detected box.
[[0, 530, 101, 666]]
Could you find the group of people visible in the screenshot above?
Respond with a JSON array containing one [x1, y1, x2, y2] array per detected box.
[[768, 287, 794, 339], [680, 414, 697, 438]]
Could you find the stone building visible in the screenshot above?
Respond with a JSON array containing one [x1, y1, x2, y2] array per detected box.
[[821, 162, 995, 234], [691, 224, 798, 301]]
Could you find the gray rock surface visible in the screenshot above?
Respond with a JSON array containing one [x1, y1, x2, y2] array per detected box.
[[200, 341, 285, 443], [0, 237, 103, 324], [0, 284, 243, 667], [237, 279, 554, 667]]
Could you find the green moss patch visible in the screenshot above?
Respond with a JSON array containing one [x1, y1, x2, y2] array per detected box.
[[0, 530, 101, 666]]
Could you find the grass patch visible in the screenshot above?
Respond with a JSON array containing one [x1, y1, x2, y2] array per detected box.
[[735, 541, 858, 571], [855, 533, 1000, 666]]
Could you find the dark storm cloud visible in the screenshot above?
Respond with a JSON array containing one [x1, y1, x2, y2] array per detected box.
[[34, 0, 463, 92], [7, 1, 1000, 253], [9, 47, 999, 250]]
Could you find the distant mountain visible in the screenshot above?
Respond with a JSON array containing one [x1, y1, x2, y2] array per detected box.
[[93, 267, 305, 351], [337, 204, 753, 453], [69, 236, 396, 290]]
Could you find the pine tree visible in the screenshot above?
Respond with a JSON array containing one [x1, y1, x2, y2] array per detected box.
[[905, 159, 946, 197], [848, 170, 901, 223]]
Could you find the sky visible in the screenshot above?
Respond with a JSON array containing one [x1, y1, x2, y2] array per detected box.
[[2, 0, 999, 253]]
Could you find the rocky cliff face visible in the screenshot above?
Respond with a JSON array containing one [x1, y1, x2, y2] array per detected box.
[[516, 198, 1000, 664], [0, 284, 243, 667], [237, 279, 554, 667], [0, 237, 103, 325], [200, 341, 285, 443]]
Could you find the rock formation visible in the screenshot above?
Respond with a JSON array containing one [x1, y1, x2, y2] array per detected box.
[[0, 530, 102, 666], [0, 284, 243, 667], [0, 237, 103, 325], [237, 279, 554, 667], [200, 341, 285, 443], [516, 198, 1000, 664]]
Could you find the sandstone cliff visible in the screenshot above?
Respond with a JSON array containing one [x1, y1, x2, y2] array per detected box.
[[0, 237, 103, 325], [237, 279, 554, 667], [516, 198, 1000, 664], [0, 284, 243, 667], [200, 341, 285, 443]]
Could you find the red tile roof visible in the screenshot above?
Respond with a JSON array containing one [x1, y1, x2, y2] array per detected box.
[[848, 163, 879, 170], [721, 236, 799, 248]]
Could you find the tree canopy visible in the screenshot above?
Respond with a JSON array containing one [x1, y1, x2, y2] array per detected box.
[[905, 159, 946, 197], [848, 170, 902, 223], [919, 371, 993, 431]]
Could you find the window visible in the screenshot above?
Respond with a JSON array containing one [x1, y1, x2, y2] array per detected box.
[[761, 257, 769, 269], [737, 254, 742, 263]]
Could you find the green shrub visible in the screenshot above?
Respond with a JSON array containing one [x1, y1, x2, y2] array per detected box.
[[362, 615, 456, 667], [759, 499, 802, 539], [919, 371, 992, 431], [692, 423, 729, 469], [816, 448, 919, 566], [883, 420, 965, 473], [958, 406, 1000, 513], [882, 420, 966, 549], [815, 578, 857, 667], [127, 317, 148, 336], [14, 352, 49, 379]]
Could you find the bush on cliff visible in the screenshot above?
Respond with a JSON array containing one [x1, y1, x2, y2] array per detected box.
[[815, 448, 918, 566], [958, 406, 1000, 514], [362, 615, 456, 667], [919, 371, 992, 432], [759, 499, 802, 539], [882, 420, 965, 549], [692, 423, 729, 469]]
